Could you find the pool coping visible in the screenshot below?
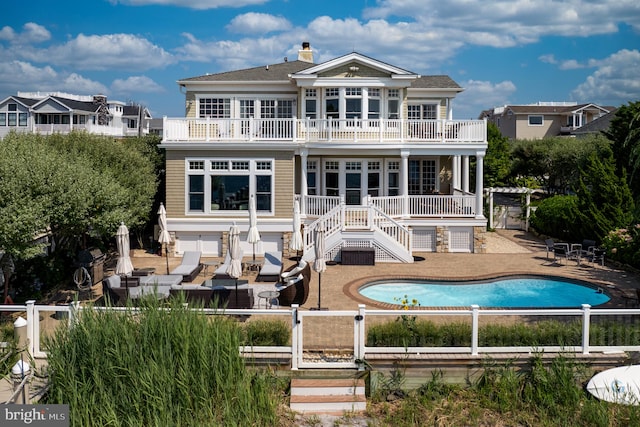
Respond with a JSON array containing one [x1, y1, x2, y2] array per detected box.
[[343, 271, 629, 310]]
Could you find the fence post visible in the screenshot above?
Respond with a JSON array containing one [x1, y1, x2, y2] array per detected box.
[[471, 305, 480, 356], [291, 305, 299, 370], [25, 300, 36, 356], [11, 360, 30, 404], [356, 305, 366, 370], [581, 304, 591, 355], [13, 316, 28, 356]]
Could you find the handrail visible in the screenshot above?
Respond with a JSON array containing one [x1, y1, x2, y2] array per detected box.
[[163, 117, 487, 143]]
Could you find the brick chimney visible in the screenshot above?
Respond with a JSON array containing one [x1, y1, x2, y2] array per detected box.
[[297, 41, 313, 63]]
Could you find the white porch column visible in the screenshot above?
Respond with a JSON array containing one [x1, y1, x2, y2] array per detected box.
[[300, 150, 308, 215], [475, 154, 484, 219], [401, 150, 409, 217], [70, 112, 74, 131], [452, 155, 459, 192], [488, 188, 494, 229], [462, 155, 469, 193]]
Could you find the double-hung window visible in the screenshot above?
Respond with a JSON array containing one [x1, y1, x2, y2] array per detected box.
[[0, 113, 5, 126], [188, 161, 205, 212], [345, 87, 362, 123], [387, 89, 400, 120], [304, 89, 317, 120], [199, 98, 230, 118], [368, 88, 380, 121], [325, 88, 339, 119]]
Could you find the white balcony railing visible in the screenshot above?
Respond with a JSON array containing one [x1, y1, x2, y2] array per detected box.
[[301, 194, 477, 219], [163, 117, 486, 144]]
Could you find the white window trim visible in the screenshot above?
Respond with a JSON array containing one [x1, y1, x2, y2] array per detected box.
[[528, 115, 544, 126], [185, 158, 275, 216]]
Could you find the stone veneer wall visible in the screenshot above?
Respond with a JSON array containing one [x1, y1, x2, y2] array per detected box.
[[474, 226, 487, 254]]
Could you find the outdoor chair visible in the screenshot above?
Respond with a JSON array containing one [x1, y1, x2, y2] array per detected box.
[[552, 243, 570, 265], [276, 260, 311, 306], [170, 251, 203, 282], [256, 251, 283, 282], [544, 239, 556, 260], [589, 247, 606, 266]]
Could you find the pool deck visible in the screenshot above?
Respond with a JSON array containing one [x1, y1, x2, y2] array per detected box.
[[126, 230, 640, 311]]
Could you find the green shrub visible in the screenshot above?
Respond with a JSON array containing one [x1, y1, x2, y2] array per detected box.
[[241, 319, 290, 346], [530, 194, 580, 241]]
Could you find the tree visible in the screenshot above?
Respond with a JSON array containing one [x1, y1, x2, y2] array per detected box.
[[574, 148, 635, 242], [603, 101, 640, 219], [483, 122, 512, 187], [0, 131, 158, 299]]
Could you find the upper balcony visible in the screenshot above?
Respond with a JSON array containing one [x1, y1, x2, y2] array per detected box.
[[162, 117, 486, 144]]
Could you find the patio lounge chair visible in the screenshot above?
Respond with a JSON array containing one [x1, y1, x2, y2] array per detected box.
[[276, 260, 311, 306], [256, 251, 283, 282], [213, 249, 244, 279], [544, 239, 556, 260], [170, 251, 203, 282]]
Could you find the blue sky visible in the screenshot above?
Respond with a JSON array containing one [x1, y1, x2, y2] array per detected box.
[[3, 0, 640, 120]]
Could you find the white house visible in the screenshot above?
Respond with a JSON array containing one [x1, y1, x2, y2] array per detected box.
[[160, 43, 488, 262]]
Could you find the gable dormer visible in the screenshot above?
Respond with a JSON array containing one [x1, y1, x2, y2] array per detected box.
[[290, 52, 420, 89]]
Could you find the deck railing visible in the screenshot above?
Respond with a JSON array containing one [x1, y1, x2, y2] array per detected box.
[[3, 302, 640, 370], [163, 117, 486, 143], [301, 194, 477, 218]]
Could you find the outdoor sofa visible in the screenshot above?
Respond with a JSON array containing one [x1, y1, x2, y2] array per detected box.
[[210, 280, 254, 309], [103, 274, 183, 305]]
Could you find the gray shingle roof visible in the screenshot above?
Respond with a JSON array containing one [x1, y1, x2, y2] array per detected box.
[[179, 59, 461, 89], [49, 96, 99, 113], [179, 61, 314, 83]]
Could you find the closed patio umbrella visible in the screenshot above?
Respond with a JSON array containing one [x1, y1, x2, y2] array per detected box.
[[290, 199, 304, 260], [311, 225, 327, 310], [226, 223, 243, 305], [115, 222, 134, 277], [247, 194, 261, 261], [158, 203, 172, 274]]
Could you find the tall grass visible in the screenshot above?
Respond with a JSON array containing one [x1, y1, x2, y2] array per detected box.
[[369, 354, 640, 426], [43, 297, 286, 426]]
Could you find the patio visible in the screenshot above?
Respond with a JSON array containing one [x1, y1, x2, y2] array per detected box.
[[123, 230, 640, 311]]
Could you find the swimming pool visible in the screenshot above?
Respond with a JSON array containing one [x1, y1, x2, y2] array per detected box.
[[358, 276, 610, 308]]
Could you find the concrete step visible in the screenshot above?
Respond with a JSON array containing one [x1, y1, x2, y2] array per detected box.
[[290, 378, 366, 415]]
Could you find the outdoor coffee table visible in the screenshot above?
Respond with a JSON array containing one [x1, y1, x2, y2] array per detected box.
[[258, 290, 280, 309], [202, 260, 219, 277]]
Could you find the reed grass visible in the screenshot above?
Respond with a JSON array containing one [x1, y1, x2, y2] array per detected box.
[[368, 354, 640, 426], [367, 318, 640, 347], [43, 296, 286, 426]]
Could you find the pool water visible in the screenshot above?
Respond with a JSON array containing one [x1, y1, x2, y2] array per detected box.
[[359, 276, 610, 308]]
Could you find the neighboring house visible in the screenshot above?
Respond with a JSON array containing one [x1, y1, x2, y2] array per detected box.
[[480, 102, 613, 140], [0, 92, 152, 139], [161, 43, 488, 262], [570, 108, 617, 138]]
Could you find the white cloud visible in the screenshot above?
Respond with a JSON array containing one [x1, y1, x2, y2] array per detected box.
[[364, 0, 640, 47], [20, 33, 175, 71], [572, 49, 640, 104], [455, 80, 518, 119], [111, 76, 165, 93], [227, 13, 292, 34], [0, 26, 16, 41], [62, 73, 110, 95], [108, 0, 267, 9], [22, 23, 51, 43], [0, 61, 107, 95]]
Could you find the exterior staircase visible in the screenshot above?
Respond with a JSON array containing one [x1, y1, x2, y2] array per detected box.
[[289, 377, 367, 415]]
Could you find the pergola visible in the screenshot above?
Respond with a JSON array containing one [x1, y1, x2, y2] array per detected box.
[[484, 187, 544, 231]]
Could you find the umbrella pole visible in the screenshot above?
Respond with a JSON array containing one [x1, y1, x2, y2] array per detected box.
[[235, 278, 238, 307], [253, 243, 256, 262], [164, 243, 170, 274], [311, 272, 327, 311]]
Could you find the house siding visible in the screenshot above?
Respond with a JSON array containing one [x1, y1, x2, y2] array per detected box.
[[165, 149, 295, 218]]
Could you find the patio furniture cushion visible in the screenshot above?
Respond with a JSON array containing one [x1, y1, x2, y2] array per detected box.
[[139, 274, 183, 287], [170, 251, 203, 282], [257, 251, 283, 282]]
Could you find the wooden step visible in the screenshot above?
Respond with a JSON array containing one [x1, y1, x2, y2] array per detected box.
[[290, 378, 366, 414]]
